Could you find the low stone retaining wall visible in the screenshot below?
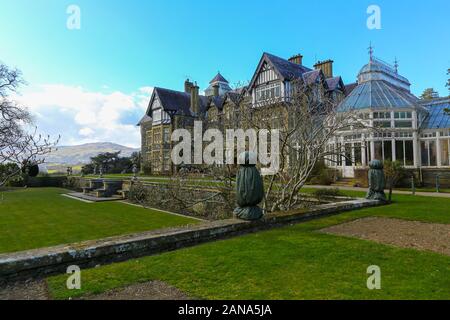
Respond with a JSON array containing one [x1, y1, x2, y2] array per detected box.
[[0, 199, 381, 284]]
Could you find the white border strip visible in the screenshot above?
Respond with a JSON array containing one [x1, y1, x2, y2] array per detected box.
[[61, 193, 94, 203], [119, 201, 206, 222]]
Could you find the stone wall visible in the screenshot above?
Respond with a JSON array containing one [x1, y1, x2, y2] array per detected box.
[[353, 168, 450, 188], [420, 168, 450, 188], [0, 199, 382, 284]]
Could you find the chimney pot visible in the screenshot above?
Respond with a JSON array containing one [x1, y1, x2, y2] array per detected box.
[[288, 54, 303, 65], [314, 59, 334, 78], [184, 79, 194, 93]]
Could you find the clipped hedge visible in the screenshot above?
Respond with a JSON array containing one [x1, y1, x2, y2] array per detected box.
[[9, 176, 67, 188]]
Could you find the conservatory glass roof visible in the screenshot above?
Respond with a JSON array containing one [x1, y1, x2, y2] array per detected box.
[[338, 57, 420, 111], [420, 99, 450, 130]]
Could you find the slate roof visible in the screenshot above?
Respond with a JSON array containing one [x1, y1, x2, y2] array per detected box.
[[210, 96, 225, 110], [137, 114, 151, 126], [302, 69, 322, 86], [225, 91, 242, 105], [326, 76, 344, 91], [155, 87, 192, 115], [209, 72, 229, 84], [149, 87, 209, 117], [264, 52, 312, 80], [420, 98, 450, 130]]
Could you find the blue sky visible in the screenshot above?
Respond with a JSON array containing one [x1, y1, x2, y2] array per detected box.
[[1, 0, 449, 147]]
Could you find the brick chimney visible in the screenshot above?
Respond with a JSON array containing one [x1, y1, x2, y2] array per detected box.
[[288, 54, 303, 65], [190, 83, 200, 114], [184, 79, 194, 93], [213, 84, 220, 97], [314, 60, 334, 78]]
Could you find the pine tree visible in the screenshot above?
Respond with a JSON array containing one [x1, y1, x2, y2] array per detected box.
[[420, 88, 439, 100]]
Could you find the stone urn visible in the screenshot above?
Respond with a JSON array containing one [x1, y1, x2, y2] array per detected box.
[[233, 152, 265, 220], [366, 159, 387, 202]]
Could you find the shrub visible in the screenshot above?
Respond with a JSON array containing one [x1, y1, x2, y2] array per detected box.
[[308, 162, 336, 185]]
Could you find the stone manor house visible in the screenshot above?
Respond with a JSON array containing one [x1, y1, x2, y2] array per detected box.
[[138, 51, 450, 186]]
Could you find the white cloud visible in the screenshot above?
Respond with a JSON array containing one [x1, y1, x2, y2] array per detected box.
[[13, 84, 154, 148], [79, 127, 95, 137]]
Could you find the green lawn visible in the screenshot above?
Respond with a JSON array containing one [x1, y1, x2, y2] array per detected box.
[[47, 193, 450, 300], [0, 188, 198, 254]]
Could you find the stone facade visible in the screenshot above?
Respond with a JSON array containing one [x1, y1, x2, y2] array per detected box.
[[138, 52, 348, 174]]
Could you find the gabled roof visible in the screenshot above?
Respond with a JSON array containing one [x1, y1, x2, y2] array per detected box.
[[145, 87, 208, 118], [209, 72, 229, 84], [325, 76, 345, 92], [224, 91, 242, 105], [302, 69, 324, 86], [209, 96, 225, 110], [248, 52, 312, 90], [137, 114, 151, 126], [420, 98, 450, 130], [264, 53, 312, 80]]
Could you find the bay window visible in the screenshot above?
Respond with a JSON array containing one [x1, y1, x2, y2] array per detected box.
[[256, 83, 281, 102]]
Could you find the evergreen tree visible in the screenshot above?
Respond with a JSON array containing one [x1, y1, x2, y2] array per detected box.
[[419, 88, 439, 100]]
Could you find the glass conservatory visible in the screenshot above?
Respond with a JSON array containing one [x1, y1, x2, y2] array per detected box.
[[328, 57, 450, 178]]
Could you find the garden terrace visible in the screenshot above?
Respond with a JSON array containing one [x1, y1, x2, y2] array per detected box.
[[0, 188, 198, 254]]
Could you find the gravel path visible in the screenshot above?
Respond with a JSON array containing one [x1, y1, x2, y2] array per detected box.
[[321, 217, 450, 256], [0, 280, 50, 300], [0, 280, 190, 300], [81, 281, 191, 300]]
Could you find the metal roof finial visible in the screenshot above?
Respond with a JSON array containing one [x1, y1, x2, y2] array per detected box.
[[394, 57, 399, 74], [368, 42, 374, 62]]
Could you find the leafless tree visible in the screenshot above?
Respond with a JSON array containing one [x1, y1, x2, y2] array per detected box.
[[0, 63, 59, 187], [237, 78, 366, 212]]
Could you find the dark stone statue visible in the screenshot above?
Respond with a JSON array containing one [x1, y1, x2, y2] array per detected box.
[[233, 152, 265, 220], [366, 159, 387, 202]]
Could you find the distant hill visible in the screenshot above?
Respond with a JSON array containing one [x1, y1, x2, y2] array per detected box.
[[43, 142, 140, 166]]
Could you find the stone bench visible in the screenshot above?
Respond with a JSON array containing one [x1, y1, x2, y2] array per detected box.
[[117, 189, 130, 199], [82, 187, 94, 194], [93, 188, 108, 198]]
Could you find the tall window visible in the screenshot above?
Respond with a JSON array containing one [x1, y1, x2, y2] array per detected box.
[[354, 143, 362, 166], [163, 127, 170, 143], [441, 139, 449, 166], [421, 140, 437, 166], [336, 143, 342, 166], [405, 140, 414, 166], [374, 141, 392, 161], [344, 143, 352, 166], [383, 141, 392, 161], [374, 141, 383, 160], [395, 140, 414, 166]]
